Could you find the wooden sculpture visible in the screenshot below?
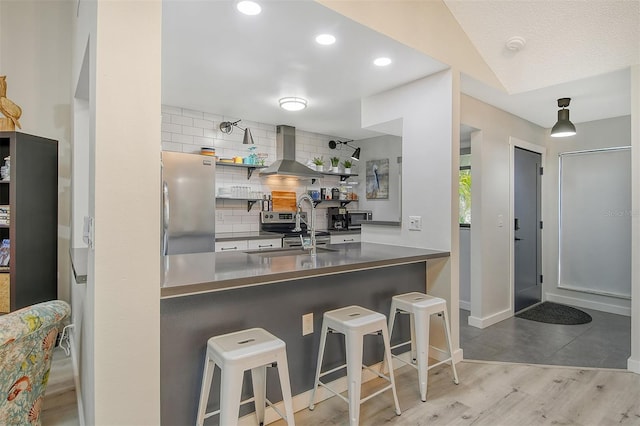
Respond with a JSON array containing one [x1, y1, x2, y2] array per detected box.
[[0, 76, 22, 131]]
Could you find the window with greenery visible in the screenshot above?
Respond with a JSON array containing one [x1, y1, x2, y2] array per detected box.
[[459, 154, 471, 225]]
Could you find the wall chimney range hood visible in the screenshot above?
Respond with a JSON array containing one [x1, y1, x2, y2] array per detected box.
[[259, 125, 322, 179]]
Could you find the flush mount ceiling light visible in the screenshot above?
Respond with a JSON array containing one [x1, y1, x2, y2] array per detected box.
[[279, 97, 307, 112], [219, 119, 255, 144], [373, 57, 392, 67], [551, 98, 577, 138], [236, 0, 261, 15], [329, 139, 361, 161], [315, 34, 336, 45]]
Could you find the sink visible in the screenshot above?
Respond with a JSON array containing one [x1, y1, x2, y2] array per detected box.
[[244, 247, 338, 257]]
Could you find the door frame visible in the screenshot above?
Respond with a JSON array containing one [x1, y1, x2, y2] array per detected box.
[[509, 137, 546, 315]]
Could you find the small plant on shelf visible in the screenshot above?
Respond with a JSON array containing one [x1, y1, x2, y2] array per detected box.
[[342, 159, 353, 173], [330, 156, 340, 172], [312, 156, 325, 172]]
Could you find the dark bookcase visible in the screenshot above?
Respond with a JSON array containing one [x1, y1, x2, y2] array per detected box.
[[0, 132, 58, 312]]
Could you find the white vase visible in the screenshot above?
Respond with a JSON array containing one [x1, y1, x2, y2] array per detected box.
[[332, 166, 339, 173], [345, 167, 351, 174], [316, 165, 324, 172]]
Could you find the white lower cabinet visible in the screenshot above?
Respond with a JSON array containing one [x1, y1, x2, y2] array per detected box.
[[216, 238, 282, 253], [247, 238, 282, 250], [215, 240, 248, 252], [330, 234, 361, 244]]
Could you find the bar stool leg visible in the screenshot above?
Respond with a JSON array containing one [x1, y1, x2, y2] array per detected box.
[[381, 326, 401, 416], [276, 351, 296, 425], [196, 356, 215, 426], [251, 365, 267, 425], [442, 308, 459, 385], [345, 332, 364, 426], [309, 322, 329, 410], [382, 304, 398, 375], [219, 365, 244, 426], [414, 312, 431, 402], [409, 313, 417, 363]]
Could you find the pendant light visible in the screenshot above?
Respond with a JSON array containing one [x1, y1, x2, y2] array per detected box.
[[551, 98, 576, 138]]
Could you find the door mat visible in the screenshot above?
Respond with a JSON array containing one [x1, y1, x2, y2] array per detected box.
[[516, 302, 592, 325]]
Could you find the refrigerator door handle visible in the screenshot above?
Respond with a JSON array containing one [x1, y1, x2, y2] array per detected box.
[[162, 181, 170, 255]]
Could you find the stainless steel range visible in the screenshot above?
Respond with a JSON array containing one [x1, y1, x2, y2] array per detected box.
[[260, 211, 330, 248]]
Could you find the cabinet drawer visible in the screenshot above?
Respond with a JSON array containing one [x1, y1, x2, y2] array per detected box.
[[215, 240, 248, 252], [247, 238, 281, 250], [330, 234, 361, 244]]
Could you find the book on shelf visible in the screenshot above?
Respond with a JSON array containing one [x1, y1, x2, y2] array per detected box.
[[0, 239, 9, 266]]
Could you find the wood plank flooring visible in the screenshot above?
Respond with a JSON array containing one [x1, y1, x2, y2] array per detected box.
[[271, 362, 640, 426], [42, 350, 640, 425]]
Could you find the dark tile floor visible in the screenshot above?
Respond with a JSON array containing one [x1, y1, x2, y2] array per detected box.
[[459, 306, 631, 369]]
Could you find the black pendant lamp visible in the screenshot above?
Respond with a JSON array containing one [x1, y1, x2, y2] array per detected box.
[[550, 98, 576, 138]]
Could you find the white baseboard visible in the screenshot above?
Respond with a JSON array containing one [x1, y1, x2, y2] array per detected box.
[[459, 300, 471, 311], [545, 292, 631, 316], [467, 308, 512, 329], [628, 357, 640, 374], [238, 348, 461, 425]]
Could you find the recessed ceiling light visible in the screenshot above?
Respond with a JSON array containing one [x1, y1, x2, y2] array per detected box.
[[315, 34, 336, 45], [373, 57, 392, 67], [279, 97, 307, 111], [237, 1, 261, 15]]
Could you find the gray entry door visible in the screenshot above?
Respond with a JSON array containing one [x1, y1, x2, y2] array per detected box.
[[514, 147, 542, 312]]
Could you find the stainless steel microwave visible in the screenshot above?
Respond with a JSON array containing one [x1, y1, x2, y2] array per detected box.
[[347, 210, 372, 229]]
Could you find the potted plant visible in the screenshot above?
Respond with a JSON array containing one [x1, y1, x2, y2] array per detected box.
[[312, 156, 325, 172], [342, 159, 353, 174], [330, 156, 340, 172]]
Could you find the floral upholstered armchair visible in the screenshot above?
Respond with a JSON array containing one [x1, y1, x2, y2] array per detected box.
[[0, 300, 71, 425]]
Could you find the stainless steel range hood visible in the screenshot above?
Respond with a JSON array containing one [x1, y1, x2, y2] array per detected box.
[[259, 125, 322, 179]]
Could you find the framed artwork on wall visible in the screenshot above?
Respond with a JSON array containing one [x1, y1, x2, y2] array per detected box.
[[366, 158, 389, 199]]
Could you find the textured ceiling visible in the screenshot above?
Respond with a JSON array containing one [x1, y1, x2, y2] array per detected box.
[[444, 0, 640, 94]]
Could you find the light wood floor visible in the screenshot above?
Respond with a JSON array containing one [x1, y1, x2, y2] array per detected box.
[[42, 351, 640, 425]]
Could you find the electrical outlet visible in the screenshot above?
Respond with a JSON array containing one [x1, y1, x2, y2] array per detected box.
[[408, 215, 422, 231], [497, 214, 504, 228], [216, 211, 224, 221], [302, 313, 314, 336]]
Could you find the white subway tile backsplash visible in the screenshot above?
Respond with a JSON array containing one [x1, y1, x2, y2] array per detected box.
[[193, 118, 215, 130], [161, 131, 172, 142], [203, 112, 224, 122], [172, 133, 194, 144], [162, 141, 183, 152], [162, 122, 182, 133], [193, 136, 215, 147], [182, 108, 204, 119], [182, 126, 204, 137], [161, 105, 182, 115], [172, 115, 194, 126]]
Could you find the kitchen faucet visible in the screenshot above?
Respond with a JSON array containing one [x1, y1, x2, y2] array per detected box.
[[294, 193, 316, 256]]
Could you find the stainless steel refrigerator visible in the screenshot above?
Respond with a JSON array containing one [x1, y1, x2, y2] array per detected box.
[[161, 151, 216, 255]]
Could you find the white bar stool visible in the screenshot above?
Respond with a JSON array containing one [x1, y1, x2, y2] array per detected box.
[[196, 327, 295, 426], [309, 305, 401, 426], [387, 292, 459, 402]]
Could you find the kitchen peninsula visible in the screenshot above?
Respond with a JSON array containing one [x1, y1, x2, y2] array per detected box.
[[160, 242, 449, 425]]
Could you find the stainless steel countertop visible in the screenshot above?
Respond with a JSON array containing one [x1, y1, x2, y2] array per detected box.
[[161, 242, 449, 298]]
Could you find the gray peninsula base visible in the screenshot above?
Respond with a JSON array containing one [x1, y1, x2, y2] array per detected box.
[[161, 261, 426, 425]]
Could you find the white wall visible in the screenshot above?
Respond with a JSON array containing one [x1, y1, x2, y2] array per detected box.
[[0, 0, 73, 302], [544, 116, 632, 316], [461, 94, 547, 328], [72, 1, 161, 423], [359, 70, 459, 354]]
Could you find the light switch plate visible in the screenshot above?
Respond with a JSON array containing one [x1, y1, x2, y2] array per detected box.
[[408, 215, 422, 231]]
